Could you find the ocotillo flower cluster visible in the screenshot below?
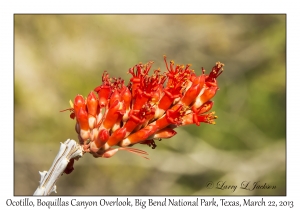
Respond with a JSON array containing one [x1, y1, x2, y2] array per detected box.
[[62, 56, 223, 173]]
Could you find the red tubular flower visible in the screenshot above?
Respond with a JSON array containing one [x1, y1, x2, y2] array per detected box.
[[102, 99, 125, 130], [153, 127, 177, 139], [92, 128, 109, 150], [63, 56, 224, 166], [87, 91, 98, 116]]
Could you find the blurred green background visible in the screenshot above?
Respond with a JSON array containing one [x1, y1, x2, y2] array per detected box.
[[14, 15, 286, 196]]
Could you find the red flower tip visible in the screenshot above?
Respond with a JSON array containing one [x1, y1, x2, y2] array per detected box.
[[153, 127, 177, 139], [95, 129, 109, 148], [87, 91, 99, 117], [63, 56, 223, 165], [77, 107, 89, 131], [106, 127, 127, 147], [94, 85, 111, 108]]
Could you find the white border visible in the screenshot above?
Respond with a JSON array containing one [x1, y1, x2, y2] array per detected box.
[[1, 1, 297, 209]]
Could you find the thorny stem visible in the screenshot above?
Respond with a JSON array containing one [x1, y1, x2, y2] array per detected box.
[[33, 139, 83, 196]]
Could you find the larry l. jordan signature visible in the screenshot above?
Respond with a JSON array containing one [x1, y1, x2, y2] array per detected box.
[[206, 181, 276, 192]]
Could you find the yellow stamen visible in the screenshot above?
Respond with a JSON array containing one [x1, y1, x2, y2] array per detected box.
[[69, 100, 74, 108]]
